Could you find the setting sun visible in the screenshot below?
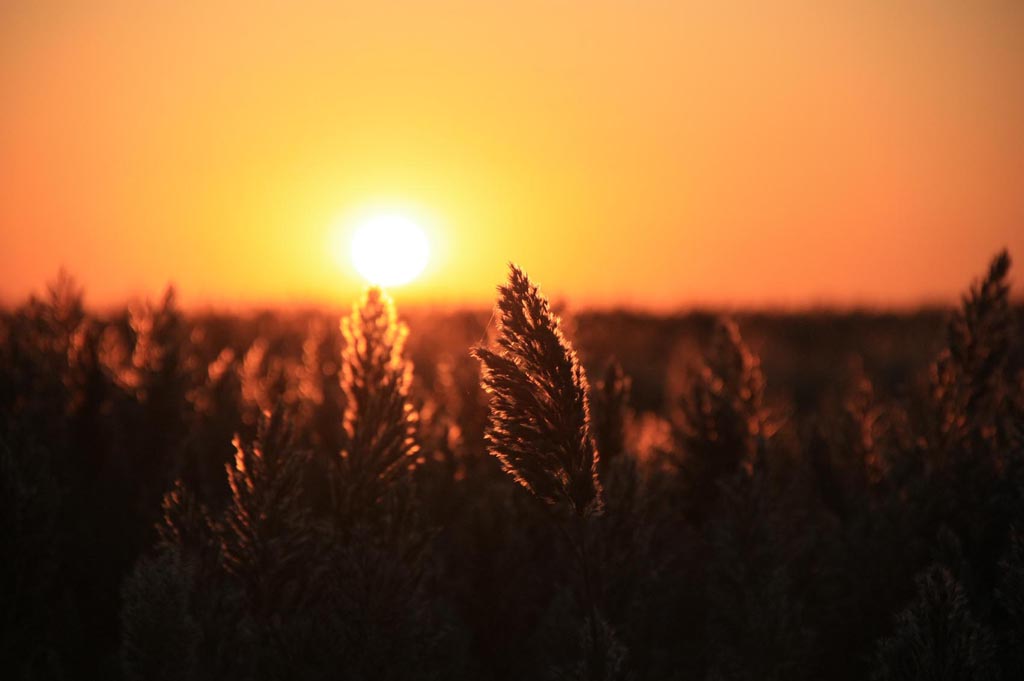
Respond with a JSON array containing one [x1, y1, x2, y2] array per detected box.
[[348, 214, 430, 287]]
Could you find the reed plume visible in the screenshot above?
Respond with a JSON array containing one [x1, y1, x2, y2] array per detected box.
[[672, 318, 769, 522], [472, 264, 603, 517], [872, 566, 997, 681], [932, 249, 1018, 451], [336, 287, 420, 510], [218, 407, 318, 615], [158, 479, 213, 556], [122, 288, 187, 406]]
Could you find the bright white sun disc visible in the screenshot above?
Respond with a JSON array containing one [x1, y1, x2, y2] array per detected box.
[[350, 214, 430, 287]]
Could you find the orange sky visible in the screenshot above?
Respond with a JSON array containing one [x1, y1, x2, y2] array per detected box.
[[1, 1, 1022, 310]]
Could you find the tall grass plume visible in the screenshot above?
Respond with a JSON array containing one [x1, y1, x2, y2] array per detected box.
[[473, 264, 603, 517]]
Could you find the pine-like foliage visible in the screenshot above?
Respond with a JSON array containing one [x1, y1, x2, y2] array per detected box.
[[933, 250, 1018, 452], [916, 251, 1023, 610], [336, 287, 420, 511], [158, 479, 213, 557], [873, 565, 998, 681], [809, 372, 887, 523], [473, 264, 603, 517], [218, 407, 319, 616], [672, 318, 768, 522]]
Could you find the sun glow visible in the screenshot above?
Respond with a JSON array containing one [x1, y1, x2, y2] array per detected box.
[[348, 214, 430, 287]]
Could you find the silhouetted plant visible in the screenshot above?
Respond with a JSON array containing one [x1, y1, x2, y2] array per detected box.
[[873, 565, 998, 681], [916, 251, 1024, 611], [808, 372, 886, 523], [4, 253, 1024, 680], [475, 264, 623, 678], [473, 264, 603, 517], [217, 407, 321, 618], [335, 287, 420, 516], [182, 347, 242, 508], [671, 318, 770, 523], [932, 250, 1018, 454], [158, 479, 214, 559], [239, 337, 292, 425]]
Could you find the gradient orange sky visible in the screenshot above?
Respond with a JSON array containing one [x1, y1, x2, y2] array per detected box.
[[2, 1, 1022, 309]]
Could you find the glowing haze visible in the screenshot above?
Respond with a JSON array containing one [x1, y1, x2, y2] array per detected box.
[[1, 2, 1022, 309]]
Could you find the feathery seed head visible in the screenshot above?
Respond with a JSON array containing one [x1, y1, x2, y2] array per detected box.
[[337, 286, 420, 501], [473, 264, 603, 517]]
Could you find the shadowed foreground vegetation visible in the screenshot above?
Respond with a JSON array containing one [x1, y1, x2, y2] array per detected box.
[[3, 252, 1024, 680]]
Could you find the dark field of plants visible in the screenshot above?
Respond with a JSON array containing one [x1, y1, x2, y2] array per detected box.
[[3, 253, 1024, 680]]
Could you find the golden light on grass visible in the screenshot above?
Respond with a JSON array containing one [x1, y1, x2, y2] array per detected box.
[[346, 214, 430, 287]]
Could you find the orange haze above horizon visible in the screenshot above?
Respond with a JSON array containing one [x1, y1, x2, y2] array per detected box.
[[1, 1, 1023, 311]]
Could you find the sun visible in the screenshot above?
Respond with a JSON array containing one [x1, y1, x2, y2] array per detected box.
[[348, 214, 430, 287]]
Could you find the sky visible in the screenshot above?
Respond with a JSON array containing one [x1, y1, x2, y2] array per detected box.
[[1, 1, 1022, 310]]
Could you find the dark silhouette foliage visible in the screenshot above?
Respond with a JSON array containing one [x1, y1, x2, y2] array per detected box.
[[336, 286, 420, 515], [873, 566, 998, 681], [473, 264, 603, 518], [670, 318, 770, 524], [1, 250, 1023, 680]]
